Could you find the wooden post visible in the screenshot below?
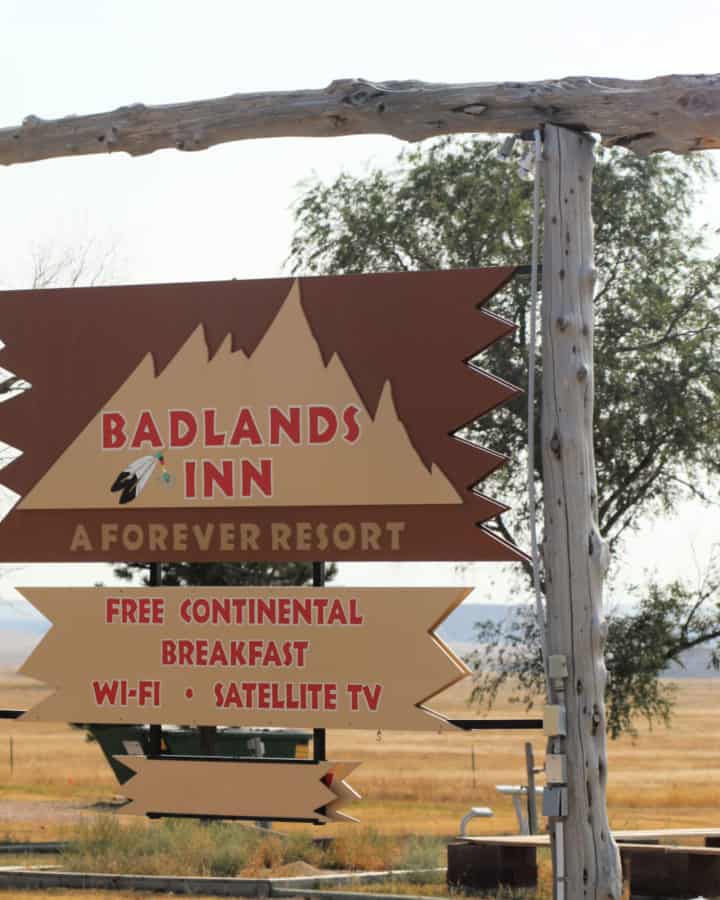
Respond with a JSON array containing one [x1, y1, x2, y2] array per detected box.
[[541, 125, 622, 899], [2, 74, 720, 164]]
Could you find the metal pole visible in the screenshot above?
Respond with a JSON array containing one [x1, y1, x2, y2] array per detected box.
[[199, 726, 216, 755], [312, 561, 325, 588], [525, 741, 539, 835], [148, 562, 163, 758], [312, 561, 326, 763]]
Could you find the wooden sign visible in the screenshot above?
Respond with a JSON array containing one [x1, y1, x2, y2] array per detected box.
[[114, 757, 360, 822], [0, 269, 525, 562], [19, 586, 470, 730]]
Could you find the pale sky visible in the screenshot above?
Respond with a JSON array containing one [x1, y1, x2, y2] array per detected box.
[[1, 0, 719, 619]]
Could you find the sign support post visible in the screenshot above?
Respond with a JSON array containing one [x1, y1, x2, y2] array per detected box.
[[148, 562, 163, 759], [541, 125, 621, 900], [312, 560, 327, 765]]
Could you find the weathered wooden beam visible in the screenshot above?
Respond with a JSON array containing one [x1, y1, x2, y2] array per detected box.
[[541, 125, 621, 899], [1, 74, 719, 167]]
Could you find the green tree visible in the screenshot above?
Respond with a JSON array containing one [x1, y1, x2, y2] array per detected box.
[[114, 561, 336, 587], [289, 137, 720, 735], [469, 557, 720, 738]]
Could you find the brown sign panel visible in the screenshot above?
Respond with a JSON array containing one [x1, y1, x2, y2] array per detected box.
[[115, 757, 361, 822], [0, 268, 524, 561], [20, 587, 469, 730]]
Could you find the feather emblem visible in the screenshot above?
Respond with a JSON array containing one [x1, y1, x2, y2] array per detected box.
[[110, 451, 173, 504]]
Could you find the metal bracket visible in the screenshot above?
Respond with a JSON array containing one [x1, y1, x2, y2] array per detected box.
[[448, 718, 543, 731]]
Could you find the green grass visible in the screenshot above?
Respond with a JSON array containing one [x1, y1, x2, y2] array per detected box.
[[60, 817, 448, 878]]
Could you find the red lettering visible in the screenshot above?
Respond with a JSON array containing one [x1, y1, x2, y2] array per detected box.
[[346, 682, 382, 711], [105, 597, 120, 624], [202, 460, 233, 498], [102, 412, 127, 450], [170, 410, 197, 447], [342, 405, 361, 443], [283, 682, 299, 709], [121, 598, 137, 623], [349, 598, 364, 625], [209, 643, 228, 666], [229, 409, 263, 446], [184, 460, 197, 499], [241, 459, 272, 497], [130, 411, 162, 449], [93, 680, 120, 706], [203, 409, 226, 446], [193, 599, 210, 623], [324, 684, 338, 710], [294, 641, 309, 667], [363, 684, 382, 711], [257, 682, 271, 709], [138, 680, 159, 706], [263, 642, 281, 666], [308, 406, 337, 444], [327, 599, 348, 625], [243, 682, 257, 707], [178, 640, 193, 665], [248, 641, 263, 666], [269, 407, 301, 445], [347, 683, 362, 711]]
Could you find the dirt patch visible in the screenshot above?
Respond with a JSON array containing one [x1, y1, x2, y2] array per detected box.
[[0, 797, 97, 825], [242, 860, 325, 878]]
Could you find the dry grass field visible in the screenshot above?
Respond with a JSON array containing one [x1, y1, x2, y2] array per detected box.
[[0, 669, 718, 844]]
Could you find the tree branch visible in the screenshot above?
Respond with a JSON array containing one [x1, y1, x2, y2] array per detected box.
[[2, 74, 720, 167]]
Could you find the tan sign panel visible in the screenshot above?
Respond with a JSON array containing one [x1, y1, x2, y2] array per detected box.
[[115, 757, 360, 822], [0, 269, 524, 562], [19, 587, 470, 730]]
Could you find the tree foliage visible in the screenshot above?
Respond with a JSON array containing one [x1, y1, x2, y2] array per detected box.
[[469, 557, 720, 738], [289, 137, 720, 734], [114, 561, 336, 587]]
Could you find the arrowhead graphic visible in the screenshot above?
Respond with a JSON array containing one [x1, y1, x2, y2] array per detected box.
[[0, 339, 31, 525], [114, 757, 361, 822]]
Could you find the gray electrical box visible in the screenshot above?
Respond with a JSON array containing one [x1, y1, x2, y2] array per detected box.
[[545, 753, 567, 784], [542, 785, 568, 817], [543, 704, 567, 736], [548, 654, 568, 679]]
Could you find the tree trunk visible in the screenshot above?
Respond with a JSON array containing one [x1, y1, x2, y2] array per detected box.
[[541, 125, 622, 899], [1, 74, 719, 167]]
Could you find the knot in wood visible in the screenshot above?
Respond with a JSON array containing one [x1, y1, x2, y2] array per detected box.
[[341, 81, 386, 108], [550, 430, 562, 458], [454, 104, 488, 117], [577, 364, 589, 382], [22, 114, 46, 129], [103, 127, 118, 148]]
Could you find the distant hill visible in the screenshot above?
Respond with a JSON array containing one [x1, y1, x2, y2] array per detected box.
[[0, 615, 48, 667]]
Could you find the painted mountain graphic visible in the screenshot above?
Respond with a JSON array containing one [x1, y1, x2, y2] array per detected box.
[[20, 282, 462, 510]]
